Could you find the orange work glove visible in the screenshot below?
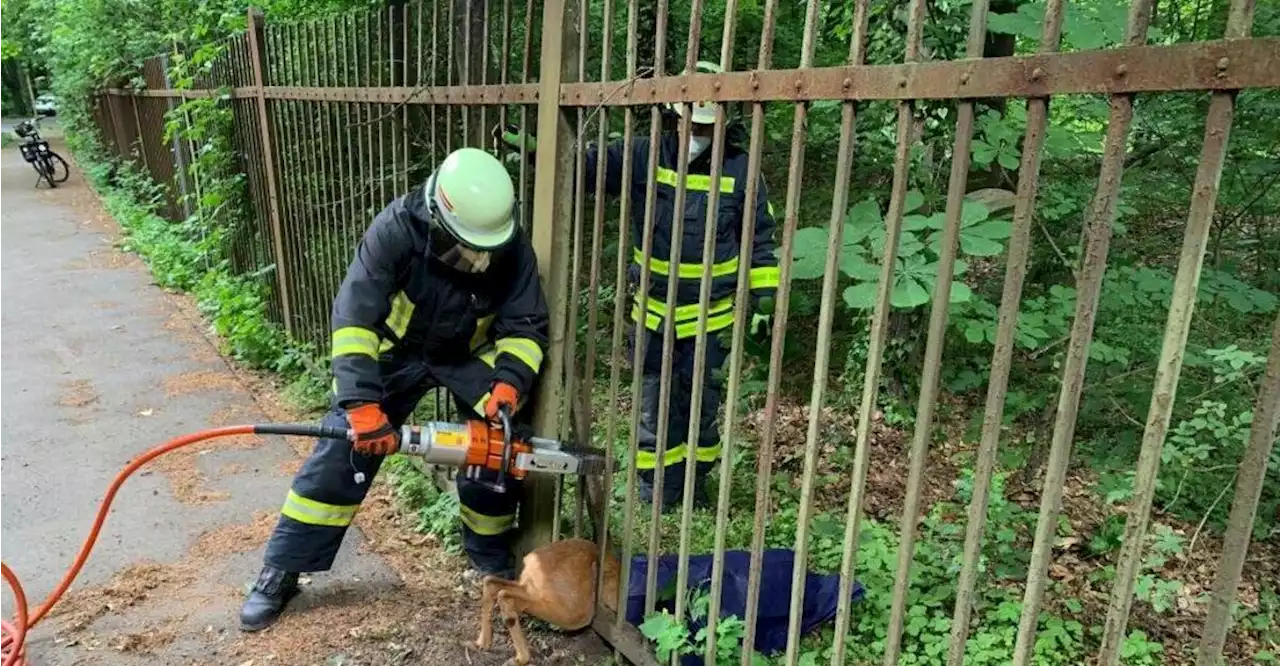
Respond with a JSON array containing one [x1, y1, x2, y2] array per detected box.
[[346, 403, 399, 456], [485, 382, 520, 422]]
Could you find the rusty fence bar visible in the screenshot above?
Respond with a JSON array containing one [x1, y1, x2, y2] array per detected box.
[[1098, 0, 1257, 661], [946, 0, 1066, 662]]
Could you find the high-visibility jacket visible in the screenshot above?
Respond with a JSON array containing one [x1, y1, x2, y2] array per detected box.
[[329, 185, 550, 409], [586, 133, 779, 339]]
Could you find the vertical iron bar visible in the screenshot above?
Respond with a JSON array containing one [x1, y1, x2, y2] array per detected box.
[[365, 12, 379, 235], [480, 0, 490, 151], [589, 0, 616, 615], [946, 2, 1065, 662], [430, 0, 440, 167], [584, 0, 613, 399], [373, 9, 384, 206], [1011, 1, 1156, 662], [1196, 311, 1280, 666], [613, 0, 642, 629], [746, 0, 824, 661], [517, 0, 535, 231], [706, 0, 776, 660], [671, 0, 709, 638], [499, 0, 512, 143], [782, 0, 869, 662], [403, 1, 411, 193], [564, 0, 591, 541], [447, 0, 455, 155], [1098, 1, 1254, 660], [883, 0, 990, 661], [642, 0, 674, 617], [246, 9, 294, 337], [344, 15, 361, 255], [830, 0, 928, 662], [463, 0, 472, 144]]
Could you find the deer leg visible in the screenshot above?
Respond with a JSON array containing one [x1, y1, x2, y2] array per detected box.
[[476, 576, 499, 650], [496, 588, 535, 666]]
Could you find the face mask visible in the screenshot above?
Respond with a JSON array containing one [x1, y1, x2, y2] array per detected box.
[[689, 135, 712, 161], [439, 245, 492, 273]]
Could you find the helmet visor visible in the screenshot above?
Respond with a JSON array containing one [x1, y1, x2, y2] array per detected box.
[[426, 202, 493, 273]]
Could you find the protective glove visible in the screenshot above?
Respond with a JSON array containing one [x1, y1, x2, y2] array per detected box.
[[491, 123, 537, 153], [346, 403, 399, 456], [750, 295, 775, 339], [485, 381, 521, 422]]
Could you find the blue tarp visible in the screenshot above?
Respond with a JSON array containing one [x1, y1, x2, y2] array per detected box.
[[623, 549, 865, 665]]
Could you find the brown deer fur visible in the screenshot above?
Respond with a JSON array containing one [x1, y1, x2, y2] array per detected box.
[[474, 392, 622, 666]]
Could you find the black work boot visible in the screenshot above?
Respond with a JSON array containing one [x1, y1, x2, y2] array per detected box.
[[239, 565, 300, 631]]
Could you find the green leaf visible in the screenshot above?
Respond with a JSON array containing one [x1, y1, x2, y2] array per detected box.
[[846, 198, 882, 231], [841, 252, 880, 281], [964, 324, 986, 343], [961, 234, 1007, 256], [844, 283, 879, 310], [891, 275, 931, 309], [972, 140, 998, 166], [997, 148, 1022, 170], [950, 282, 973, 304], [904, 190, 925, 214], [970, 220, 1013, 240], [791, 227, 831, 280]]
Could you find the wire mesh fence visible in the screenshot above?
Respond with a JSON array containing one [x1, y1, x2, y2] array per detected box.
[[89, 1, 1279, 664]]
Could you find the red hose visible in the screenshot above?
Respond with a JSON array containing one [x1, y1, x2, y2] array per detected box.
[[1, 425, 256, 666]]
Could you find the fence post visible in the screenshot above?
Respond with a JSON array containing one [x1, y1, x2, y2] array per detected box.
[[246, 7, 296, 337], [518, 0, 580, 556], [160, 53, 194, 220]]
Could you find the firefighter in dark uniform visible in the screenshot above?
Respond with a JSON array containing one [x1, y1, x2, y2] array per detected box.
[[497, 60, 778, 510], [239, 147, 549, 631]]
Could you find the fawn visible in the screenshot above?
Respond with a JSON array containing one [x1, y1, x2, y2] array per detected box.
[[474, 393, 622, 666]]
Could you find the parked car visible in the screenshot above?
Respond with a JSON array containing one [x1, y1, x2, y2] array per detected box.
[[34, 94, 58, 117]]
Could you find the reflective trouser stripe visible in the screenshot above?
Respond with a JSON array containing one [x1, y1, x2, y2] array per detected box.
[[459, 505, 516, 535], [635, 443, 722, 469], [633, 249, 740, 279], [280, 489, 359, 527], [630, 295, 735, 338]]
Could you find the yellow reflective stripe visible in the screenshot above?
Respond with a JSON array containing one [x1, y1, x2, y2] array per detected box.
[[767, 201, 776, 216], [749, 266, 781, 289], [379, 292, 416, 352], [635, 444, 690, 469], [460, 505, 516, 535], [630, 306, 735, 338], [476, 346, 499, 368], [632, 248, 739, 279], [473, 392, 491, 416], [654, 167, 735, 194], [470, 315, 495, 351], [280, 490, 358, 527], [637, 294, 734, 321], [331, 326, 381, 359], [696, 444, 722, 462], [496, 337, 544, 373]]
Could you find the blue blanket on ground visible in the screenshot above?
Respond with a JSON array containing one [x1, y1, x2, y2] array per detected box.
[[623, 549, 865, 665]]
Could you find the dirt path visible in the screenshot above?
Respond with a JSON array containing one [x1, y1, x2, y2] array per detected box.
[[0, 143, 612, 665]]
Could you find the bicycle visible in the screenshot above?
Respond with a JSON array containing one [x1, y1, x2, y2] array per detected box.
[[14, 119, 70, 188]]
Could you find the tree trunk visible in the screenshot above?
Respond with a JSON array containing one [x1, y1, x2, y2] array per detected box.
[[452, 0, 499, 147], [968, 0, 1022, 192]]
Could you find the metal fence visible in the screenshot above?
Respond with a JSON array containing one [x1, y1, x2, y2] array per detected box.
[[90, 1, 1279, 664]]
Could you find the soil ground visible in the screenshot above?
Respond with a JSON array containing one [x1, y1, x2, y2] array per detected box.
[[0, 139, 612, 666]]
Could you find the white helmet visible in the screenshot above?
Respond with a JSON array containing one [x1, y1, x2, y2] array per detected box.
[[668, 61, 722, 125], [426, 147, 517, 250]]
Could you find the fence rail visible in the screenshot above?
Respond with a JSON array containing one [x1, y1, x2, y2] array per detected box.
[[89, 1, 1280, 665]]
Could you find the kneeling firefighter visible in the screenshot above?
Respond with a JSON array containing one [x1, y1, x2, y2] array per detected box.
[[496, 61, 778, 511], [240, 147, 550, 631]]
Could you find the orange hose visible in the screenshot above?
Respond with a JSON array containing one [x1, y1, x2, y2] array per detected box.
[[1, 425, 256, 666]]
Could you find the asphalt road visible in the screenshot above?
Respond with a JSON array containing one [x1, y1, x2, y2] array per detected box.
[[0, 139, 396, 664]]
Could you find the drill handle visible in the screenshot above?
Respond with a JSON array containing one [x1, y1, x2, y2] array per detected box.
[[475, 406, 515, 495]]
